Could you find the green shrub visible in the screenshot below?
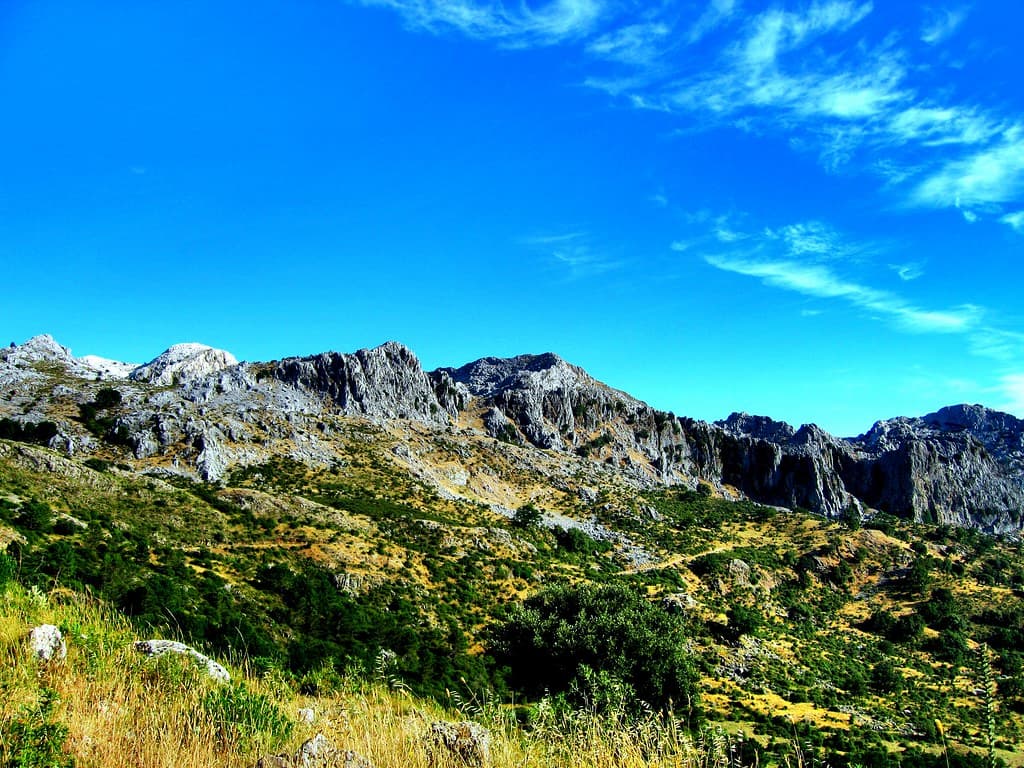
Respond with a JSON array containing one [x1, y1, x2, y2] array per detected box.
[[0, 551, 16, 589], [489, 582, 699, 715], [3, 688, 75, 768], [201, 684, 293, 751], [93, 388, 122, 410], [727, 604, 763, 638], [512, 504, 543, 530]]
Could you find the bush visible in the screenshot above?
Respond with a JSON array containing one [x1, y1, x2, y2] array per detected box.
[[512, 504, 543, 530], [727, 604, 763, 638], [0, 418, 58, 446], [0, 551, 16, 589], [201, 684, 293, 751], [554, 526, 608, 556], [3, 688, 75, 768], [16, 500, 54, 533], [93, 387, 122, 409], [489, 582, 699, 714]]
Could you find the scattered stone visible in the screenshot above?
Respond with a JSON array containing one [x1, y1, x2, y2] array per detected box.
[[134, 639, 230, 683], [28, 624, 66, 662], [661, 592, 697, 614], [426, 720, 491, 767], [297, 707, 315, 724], [338, 749, 375, 768], [728, 558, 752, 587], [254, 755, 292, 768], [641, 504, 662, 521], [252, 734, 375, 768], [296, 733, 333, 767]]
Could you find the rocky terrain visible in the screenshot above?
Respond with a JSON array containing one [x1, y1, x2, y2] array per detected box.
[[2, 334, 1022, 533]]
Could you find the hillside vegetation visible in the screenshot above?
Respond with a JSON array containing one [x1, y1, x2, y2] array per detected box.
[[2, 434, 1024, 767]]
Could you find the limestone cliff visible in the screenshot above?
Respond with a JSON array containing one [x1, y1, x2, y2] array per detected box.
[[2, 335, 1022, 532]]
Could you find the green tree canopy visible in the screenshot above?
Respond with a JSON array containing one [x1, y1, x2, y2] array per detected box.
[[488, 582, 698, 715]]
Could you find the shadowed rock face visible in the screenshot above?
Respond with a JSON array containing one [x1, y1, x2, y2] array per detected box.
[[446, 351, 1024, 532], [2, 335, 1022, 531], [271, 342, 462, 424]]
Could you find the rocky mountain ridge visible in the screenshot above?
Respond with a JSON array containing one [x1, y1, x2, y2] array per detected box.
[[2, 334, 1023, 533]]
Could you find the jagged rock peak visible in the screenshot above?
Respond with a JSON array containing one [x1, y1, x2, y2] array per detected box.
[[923, 404, 1023, 433], [270, 341, 458, 423], [130, 343, 239, 386], [444, 352, 590, 398], [716, 412, 796, 443], [2, 334, 74, 365]]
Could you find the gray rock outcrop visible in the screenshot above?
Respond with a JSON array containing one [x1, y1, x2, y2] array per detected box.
[[426, 720, 491, 767], [271, 342, 457, 424], [28, 624, 66, 662], [134, 639, 230, 683], [130, 343, 238, 386], [4, 333, 1023, 533], [254, 734, 374, 768]]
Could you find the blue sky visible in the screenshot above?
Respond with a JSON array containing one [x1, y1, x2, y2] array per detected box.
[[2, 1, 1023, 436]]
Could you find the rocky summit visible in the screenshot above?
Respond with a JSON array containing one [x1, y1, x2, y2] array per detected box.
[[2, 334, 1023, 533]]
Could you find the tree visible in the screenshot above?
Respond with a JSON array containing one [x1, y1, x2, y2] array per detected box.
[[511, 503, 543, 530], [489, 582, 699, 714], [727, 604, 764, 638], [93, 387, 123, 409], [907, 556, 933, 595]]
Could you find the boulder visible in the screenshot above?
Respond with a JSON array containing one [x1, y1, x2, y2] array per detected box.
[[426, 720, 491, 767], [253, 735, 373, 768], [134, 639, 230, 683], [28, 624, 66, 662]]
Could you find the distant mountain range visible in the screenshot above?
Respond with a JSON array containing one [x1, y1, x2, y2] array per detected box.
[[3, 334, 1022, 533]]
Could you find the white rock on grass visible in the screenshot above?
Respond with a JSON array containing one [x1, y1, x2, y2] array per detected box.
[[28, 624, 67, 662], [134, 639, 230, 683], [426, 720, 491, 767]]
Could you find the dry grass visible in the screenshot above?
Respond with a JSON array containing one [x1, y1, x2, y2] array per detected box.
[[1, 583, 759, 768]]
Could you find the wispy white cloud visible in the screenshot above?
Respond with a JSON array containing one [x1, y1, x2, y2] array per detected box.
[[661, 6, 906, 127], [911, 128, 1024, 209], [359, 0, 606, 47], [714, 225, 748, 243], [885, 105, 1005, 148], [580, 3, 1020, 221], [363, 0, 1023, 223], [524, 231, 622, 278], [765, 221, 846, 258], [524, 232, 587, 245], [687, 0, 737, 43], [999, 372, 1024, 416], [587, 20, 671, 65], [889, 262, 924, 281], [921, 6, 968, 45], [706, 252, 980, 333], [695, 217, 1022, 356], [1001, 210, 1024, 233], [969, 328, 1024, 361], [739, 1, 872, 68]]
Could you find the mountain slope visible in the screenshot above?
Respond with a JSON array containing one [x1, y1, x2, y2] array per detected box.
[[1, 335, 1022, 532]]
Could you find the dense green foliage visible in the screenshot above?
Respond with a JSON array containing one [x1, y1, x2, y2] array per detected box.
[[0, 418, 58, 446], [489, 582, 699, 714], [2, 436, 1024, 764], [4, 688, 75, 768]]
